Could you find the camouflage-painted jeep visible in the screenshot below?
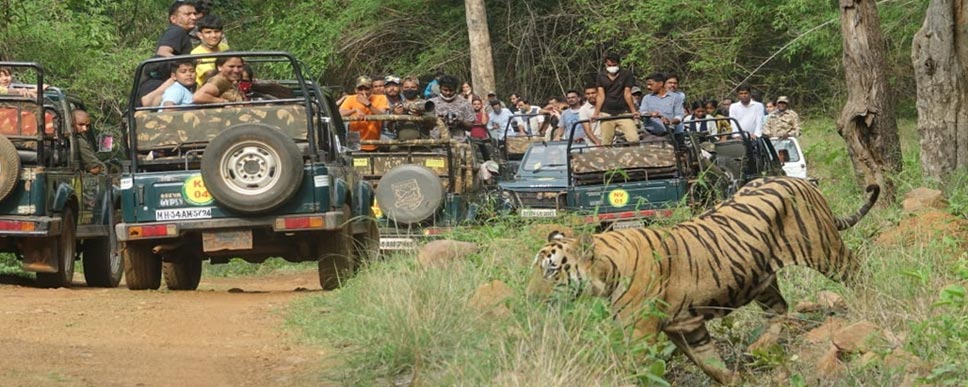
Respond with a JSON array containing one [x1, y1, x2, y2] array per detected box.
[[498, 116, 784, 230], [0, 62, 122, 288], [346, 115, 479, 250], [117, 52, 376, 290]]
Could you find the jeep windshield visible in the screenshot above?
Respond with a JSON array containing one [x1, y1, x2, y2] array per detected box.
[[521, 141, 569, 173]]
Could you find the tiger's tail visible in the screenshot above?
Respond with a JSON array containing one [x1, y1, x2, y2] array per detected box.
[[835, 184, 880, 230]]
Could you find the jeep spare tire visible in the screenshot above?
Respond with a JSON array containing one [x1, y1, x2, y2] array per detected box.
[[0, 135, 21, 201], [201, 124, 303, 214], [375, 164, 444, 224]]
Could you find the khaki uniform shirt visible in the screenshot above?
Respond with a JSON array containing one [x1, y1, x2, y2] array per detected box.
[[763, 109, 800, 138]]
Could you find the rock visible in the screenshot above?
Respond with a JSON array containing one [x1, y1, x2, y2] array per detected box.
[[876, 209, 968, 251], [817, 291, 847, 311], [804, 317, 847, 344], [816, 345, 844, 377], [901, 187, 946, 213], [748, 319, 784, 353], [885, 348, 928, 373], [469, 280, 513, 317], [795, 301, 823, 313], [416, 240, 478, 268], [832, 321, 883, 353]]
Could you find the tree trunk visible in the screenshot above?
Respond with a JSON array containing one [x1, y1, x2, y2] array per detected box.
[[912, 0, 968, 183], [837, 0, 902, 204], [465, 0, 496, 97]]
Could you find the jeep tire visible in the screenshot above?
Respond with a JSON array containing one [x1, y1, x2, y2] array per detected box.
[[0, 135, 20, 201], [163, 258, 202, 291], [375, 164, 444, 224], [82, 208, 123, 287], [201, 124, 303, 214], [123, 241, 161, 290], [36, 208, 77, 288], [353, 215, 380, 263]]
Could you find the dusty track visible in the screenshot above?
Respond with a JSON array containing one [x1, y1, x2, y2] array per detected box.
[[0, 270, 331, 387]]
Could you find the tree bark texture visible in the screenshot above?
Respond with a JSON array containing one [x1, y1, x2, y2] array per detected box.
[[465, 0, 496, 97], [837, 0, 902, 203], [912, 0, 968, 183]]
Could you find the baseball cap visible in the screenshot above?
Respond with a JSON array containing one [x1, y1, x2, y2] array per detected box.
[[355, 75, 373, 88], [486, 91, 497, 96], [776, 96, 790, 104], [384, 75, 401, 85], [631, 86, 643, 95]]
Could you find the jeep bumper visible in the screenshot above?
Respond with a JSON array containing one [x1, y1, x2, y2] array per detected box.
[[0, 216, 63, 237], [116, 211, 346, 242]]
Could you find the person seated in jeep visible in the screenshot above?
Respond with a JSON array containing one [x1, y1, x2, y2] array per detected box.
[[71, 109, 104, 175], [429, 75, 474, 140], [193, 56, 245, 104], [159, 60, 197, 109]]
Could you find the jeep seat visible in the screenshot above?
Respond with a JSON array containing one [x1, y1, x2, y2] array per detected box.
[[570, 143, 678, 185], [134, 104, 309, 150]]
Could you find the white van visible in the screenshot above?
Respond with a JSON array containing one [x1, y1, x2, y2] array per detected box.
[[770, 137, 809, 180]]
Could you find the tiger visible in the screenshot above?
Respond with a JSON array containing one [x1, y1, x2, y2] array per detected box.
[[528, 176, 879, 384]]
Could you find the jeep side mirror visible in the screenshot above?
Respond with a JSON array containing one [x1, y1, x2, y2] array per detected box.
[[97, 134, 114, 153]]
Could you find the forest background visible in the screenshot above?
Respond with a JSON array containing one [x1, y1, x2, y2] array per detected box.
[[0, 0, 927, 127]]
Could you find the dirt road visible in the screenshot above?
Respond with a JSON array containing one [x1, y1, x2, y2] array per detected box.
[[0, 270, 332, 387]]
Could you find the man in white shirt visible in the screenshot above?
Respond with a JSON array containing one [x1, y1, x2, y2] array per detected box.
[[577, 86, 602, 145], [728, 84, 764, 137]]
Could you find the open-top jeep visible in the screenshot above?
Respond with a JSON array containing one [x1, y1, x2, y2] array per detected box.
[[0, 62, 122, 287], [118, 52, 376, 290], [345, 115, 479, 250], [497, 116, 783, 230]]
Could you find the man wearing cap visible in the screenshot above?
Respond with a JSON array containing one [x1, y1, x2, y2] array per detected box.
[[762, 96, 801, 138], [339, 75, 387, 151], [631, 86, 644, 110], [381, 75, 404, 139]]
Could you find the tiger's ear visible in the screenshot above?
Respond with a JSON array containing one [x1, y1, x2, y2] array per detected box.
[[547, 230, 566, 242]]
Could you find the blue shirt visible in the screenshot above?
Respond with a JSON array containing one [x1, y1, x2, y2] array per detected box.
[[638, 91, 684, 134], [558, 108, 583, 140], [160, 82, 194, 109]]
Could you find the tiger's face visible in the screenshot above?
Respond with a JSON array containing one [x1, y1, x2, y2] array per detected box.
[[527, 231, 598, 298]]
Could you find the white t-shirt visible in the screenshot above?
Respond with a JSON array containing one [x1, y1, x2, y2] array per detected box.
[[577, 102, 602, 138], [729, 100, 765, 137]]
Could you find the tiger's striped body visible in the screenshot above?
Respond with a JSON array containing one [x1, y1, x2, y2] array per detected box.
[[529, 177, 879, 384]]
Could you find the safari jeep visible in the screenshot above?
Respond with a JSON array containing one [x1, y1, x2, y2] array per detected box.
[[118, 52, 376, 290], [497, 116, 784, 230], [0, 62, 122, 287], [346, 115, 479, 250]]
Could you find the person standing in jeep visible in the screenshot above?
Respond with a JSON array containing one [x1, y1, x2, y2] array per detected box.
[[139, 1, 199, 107], [429, 75, 475, 140], [592, 53, 640, 145]]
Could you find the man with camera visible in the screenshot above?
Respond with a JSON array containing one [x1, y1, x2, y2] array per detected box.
[[429, 75, 475, 141]]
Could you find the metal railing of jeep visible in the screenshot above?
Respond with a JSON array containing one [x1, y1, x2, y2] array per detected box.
[[125, 52, 318, 172]]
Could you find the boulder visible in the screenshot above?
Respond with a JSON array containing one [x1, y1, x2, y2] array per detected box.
[[901, 187, 946, 213], [817, 291, 848, 311], [416, 240, 479, 268], [831, 321, 884, 353], [804, 317, 848, 344]]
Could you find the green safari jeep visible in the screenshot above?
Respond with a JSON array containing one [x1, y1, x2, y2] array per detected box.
[[117, 52, 377, 290], [0, 62, 122, 287]]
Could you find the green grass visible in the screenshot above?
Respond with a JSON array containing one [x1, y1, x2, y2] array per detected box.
[[202, 257, 315, 278], [286, 117, 968, 386]]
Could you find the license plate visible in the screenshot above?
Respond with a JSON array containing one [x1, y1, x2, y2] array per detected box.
[[611, 220, 645, 231], [156, 207, 212, 221], [519, 208, 557, 218], [379, 237, 417, 250], [202, 230, 253, 252]]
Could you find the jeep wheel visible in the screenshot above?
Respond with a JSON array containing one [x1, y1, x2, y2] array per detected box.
[[163, 258, 202, 291], [201, 124, 303, 214], [82, 209, 123, 287], [123, 241, 161, 290], [318, 206, 355, 290], [375, 164, 444, 224], [0, 135, 20, 201], [36, 208, 77, 288]]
